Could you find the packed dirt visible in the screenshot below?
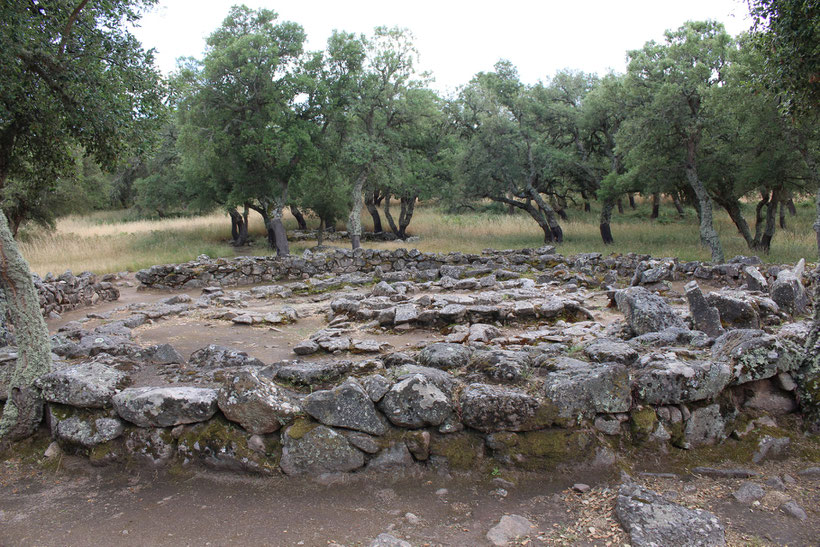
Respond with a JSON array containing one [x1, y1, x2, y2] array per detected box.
[[1, 449, 818, 546]]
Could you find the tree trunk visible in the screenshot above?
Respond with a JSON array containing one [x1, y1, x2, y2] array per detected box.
[[617, 199, 624, 214], [796, 266, 820, 431], [685, 138, 724, 263], [779, 200, 787, 229], [760, 187, 781, 253], [384, 194, 400, 237], [228, 208, 248, 246], [317, 216, 325, 247], [241, 204, 249, 244], [496, 196, 553, 243], [650, 193, 660, 219], [672, 194, 685, 217], [365, 191, 383, 233], [348, 169, 367, 250], [0, 212, 51, 441], [290, 205, 307, 231], [526, 186, 563, 243], [752, 190, 770, 248], [398, 196, 416, 239], [599, 198, 615, 245], [270, 199, 289, 257], [714, 195, 754, 249], [628, 193, 636, 210]]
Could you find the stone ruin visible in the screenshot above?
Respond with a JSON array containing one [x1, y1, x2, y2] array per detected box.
[[1, 246, 816, 481]]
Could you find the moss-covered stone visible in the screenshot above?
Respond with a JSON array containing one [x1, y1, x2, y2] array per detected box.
[[284, 417, 319, 440], [629, 407, 658, 445], [178, 416, 279, 474], [488, 429, 596, 471], [429, 431, 484, 470]]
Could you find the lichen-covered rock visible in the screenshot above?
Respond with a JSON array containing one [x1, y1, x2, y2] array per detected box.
[[303, 379, 388, 435], [684, 281, 725, 339], [189, 345, 265, 369], [36, 361, 130, 408], [379, 374, 453, 428], [684, 404, 728, 446], [279, 422, 364, 475], [417, 343, 472, 371], [582, 338, 638, 365], [616, 483, 725, 546], [486, 429, 596, 471], [218, 368, 302, 434], [705, 290, 761, 329], [615, 287, 686, 335], [273, 360, 355, 387], [459, 384, 556, 432], [711, 329, 800, 385], [124, 427, 176, 466], [633, 356, 732, 405], [113, 386, 218, 427], [48, 404, 124, 448], [543, 357, 631, 419], [770, 265, 808, 315], [366, 442, 415, 470], [178, 417, 278, 474]]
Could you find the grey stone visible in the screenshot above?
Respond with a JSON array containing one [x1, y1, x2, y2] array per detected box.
[[368, 533, 411, 547], [780, 500, 807, 521], [378, 374, 453, 428], [776, 372, 797, 391], [684, 404, 727, 446], [770, 267, 808, 315], [583, 338, 638, 365], [44, 441, 62, 459], [634, 356, 732, 405], [543, 357, 632, 419], [318, 337, 351, 353], [705, 290, 760, 329], [360, 374, 392, 402], [752, 435, 790, 463], [366, 443, 414, 470], [36, 361, 130, 408], [594, 415, 623, 435], [684, 281, 725, 338], [341, 430, 380, 454], [742, 379, 796, 414], [49, 406, 124, 447], [616, 483, 725, 547], [393, 304, 419, 324], [692, 467, 759, 478], [742, 266, 768, 292], [280, 424, 364, 475], [189, 345, 265, 369], [467, 323, 502, 343], [731, 482, 765, 504], [486, 515, 533, 546], [417, 342, 471, 371], [459, 384, 553, 432], [124, 427, 176, 466], [614, 286, 686, 335], [293, 340, 319, 355], [218, 368, 302, 434], [711, 329, 800, 385], [438, 303, 467, 322], [141, 343, 185, 364], [303, 379, 388, 436], [113, 386, 218, 427], [274, 360, 353, 386]]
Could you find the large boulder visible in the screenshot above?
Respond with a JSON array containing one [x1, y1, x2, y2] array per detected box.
[[614, 287, 686, 335], [218, 368, 302, 434], [279, 422, 364, 475], [303, 379, 388, 435], [113, 386, 218, 427], [417, 343, 472, 371], [189, 345, 265, 369], [36, 361, 130, 408], [705, 290, 761, 329], [459, 384, 555, 432], [633, 356, 731, 405], [770, 263, 809, 315], [48, 405, 124, 448], [684, 281, 724, 339], [378, 374, 453, 428], [178, 418, 277, 475], [616, 483, 725, 546], [582, 338, 638, 365], [711, 329, 801, 385], [542, 357, 632, 419]]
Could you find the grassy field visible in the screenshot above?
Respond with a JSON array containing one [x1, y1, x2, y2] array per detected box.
[[19, 197, 817, 276]]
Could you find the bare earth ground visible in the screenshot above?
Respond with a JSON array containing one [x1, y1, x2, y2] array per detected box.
[[1, 452, 818, 546], [2, 275, 812, 546]]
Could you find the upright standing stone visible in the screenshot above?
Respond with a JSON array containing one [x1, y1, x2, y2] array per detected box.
[[685, 281, 725, 338]]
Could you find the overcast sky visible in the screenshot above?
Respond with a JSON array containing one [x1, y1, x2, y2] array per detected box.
[[131, 0, 751, 93]]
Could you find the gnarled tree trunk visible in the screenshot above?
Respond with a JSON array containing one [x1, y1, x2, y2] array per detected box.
[[348, 169, 367, 250], [685, 137, 724, 263], [0, 212, 51, 442], [714, 194, 754, 249], [290, 205, 307, 231], [599, 198, 615, 245], [365, 190, 383, 233]]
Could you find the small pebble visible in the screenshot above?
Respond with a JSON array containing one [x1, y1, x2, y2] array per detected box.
[[572, 483, 591, 493]]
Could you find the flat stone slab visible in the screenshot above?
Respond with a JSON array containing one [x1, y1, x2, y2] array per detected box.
[[113, 386, 218, 427], [616, 483, 725, 546], [37, 361, 130, 408]]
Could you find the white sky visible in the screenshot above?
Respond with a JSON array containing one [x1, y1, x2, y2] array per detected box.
[[131, 0, 751, 94]]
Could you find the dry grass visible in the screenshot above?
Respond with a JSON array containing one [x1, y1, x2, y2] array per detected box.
[[18, 198, 817, 276]]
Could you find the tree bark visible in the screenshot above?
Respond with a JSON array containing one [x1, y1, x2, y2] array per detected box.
[[752, 190, 770, 248], [290, 205, 307, 231], [796, 266, 820, 431], [714, 194, 754, 249], [759, 186, 781, 253], [779, 200, 787, 229], [365, 190, 383, 233], [685, 137, 724, 263], [628, 193, 636, 210], [270, 198, 289, 257], [228, 208, 248, 246], [317, 216, 325, 247], [384, 194, 400, 237], [398, 196, 416, 239], [0, 212, 51, 441], [495, 196, 553, 243], [599, 198, 615, 245], [650, 193, 660, 219], [348, 169, 367, 250], [672, 194, 685, 217], [617, 199, 624, 214]]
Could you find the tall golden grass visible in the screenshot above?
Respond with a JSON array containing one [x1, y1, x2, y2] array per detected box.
[[19, 199, 816, 277]]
